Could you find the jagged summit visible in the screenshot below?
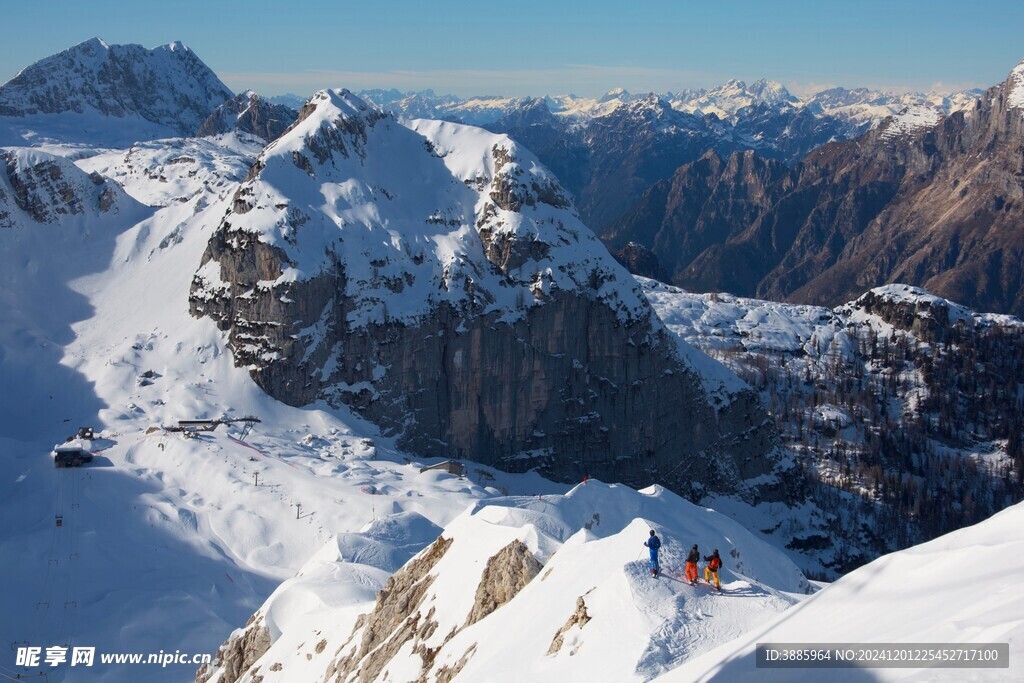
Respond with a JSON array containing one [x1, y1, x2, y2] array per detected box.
[[201, 87, 645, 328], [196, 90, 297, 141], [598, 87, 631, 103], [673, 78, 796, 119], [0, 38, 232, 144], [748, 78, 797, 106]]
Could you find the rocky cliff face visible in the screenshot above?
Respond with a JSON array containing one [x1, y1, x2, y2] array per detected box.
[[189, 89, 792, 500], [606, 149, 789, 287], [609, 58, 1024, 316], [0, 149, 132, 228], [196, 91, 298, 141], [195, 615, 271, 683], [0, 37, 232, 136]]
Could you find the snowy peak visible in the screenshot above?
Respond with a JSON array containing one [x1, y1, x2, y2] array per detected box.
[[748, 78, 797, 106], [804, 86, 978, 128], [673, 78, 796, 119], [598, 87, 632, 103], [0, 38, 232, 141], [207, 88, 636, 328]]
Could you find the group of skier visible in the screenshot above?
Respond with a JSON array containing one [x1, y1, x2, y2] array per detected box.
[[643, 530, 723, 590]]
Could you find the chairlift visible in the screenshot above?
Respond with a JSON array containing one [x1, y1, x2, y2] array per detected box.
[[55, 515, 63, 528]]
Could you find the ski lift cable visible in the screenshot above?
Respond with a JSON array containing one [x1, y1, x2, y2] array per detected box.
[[0, 665, 36, 683], [69, 468, 85, 644], [28, 457, 67, 646], [56, 468, 81, 644], [28, 519, 60, 646], [61, 468, 83, 647]]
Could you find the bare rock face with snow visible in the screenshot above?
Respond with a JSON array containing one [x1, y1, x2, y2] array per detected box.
[[464, 539, 542, 627], [547, 596, 592, 655], [841, 285, 1021, 343], [327, 535, 454, 682], [197, 482, 811, 683], [196, 91, 298, 142], [0, 149, 132, 227], [195, 615, 271, 683], [189, 89, 790, 499]]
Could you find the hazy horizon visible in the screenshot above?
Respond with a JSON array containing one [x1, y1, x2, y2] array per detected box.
[[2, 1, 1021, 99]]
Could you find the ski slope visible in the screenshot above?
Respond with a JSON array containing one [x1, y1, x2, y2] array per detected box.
[[199, 481, 811, 683]]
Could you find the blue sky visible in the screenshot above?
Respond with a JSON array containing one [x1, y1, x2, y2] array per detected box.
[[2, 0, 1022, 97]]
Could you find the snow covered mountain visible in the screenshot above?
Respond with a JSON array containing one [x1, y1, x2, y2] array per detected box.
[[196, 481, 811, 683], [362, 81, 977, 131], [1, 36, 1019, 683], [0, 38, 233, 146], [803, 86, 982, 128], [188, 89, 793, 501], [0, 124, 581, 683], [670, 79, 799, 119]]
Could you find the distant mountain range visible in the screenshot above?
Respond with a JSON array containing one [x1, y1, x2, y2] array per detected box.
[[605, 60, 1024, 317], [355, 82, 983, 232], [356, 80, 982, 130]]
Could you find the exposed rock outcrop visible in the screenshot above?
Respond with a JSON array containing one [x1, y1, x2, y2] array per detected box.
[[464, 540, 542, 627], [196, 91, 298, 141], [327, 535, 453, 683], [195, 615, 271, 683], [0, 149, 135, 227], [547, 596, 592, 655]]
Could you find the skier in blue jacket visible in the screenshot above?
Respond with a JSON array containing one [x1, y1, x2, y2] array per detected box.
[[644, 529, 662, 577]]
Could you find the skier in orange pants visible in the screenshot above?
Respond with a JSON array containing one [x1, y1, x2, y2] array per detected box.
[[685, 544, 700, 584]]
